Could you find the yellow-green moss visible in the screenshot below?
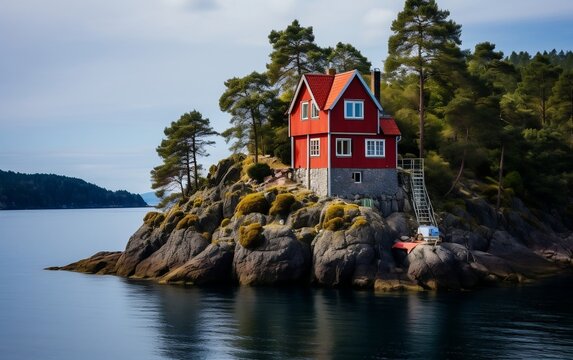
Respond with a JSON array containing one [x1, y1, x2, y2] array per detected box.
[[239, 223, 264, 249], [176, 214, 199, 230], [236, 192, 269, 216], [193, 197, 203, 208], [323, 217, 345, 231], [323, 204, 345, 224], [143, 211, 160, 225], [152, 213, 166, 227], [269, 193, 296, 216], [221, 218, 231, 227], [350, 216, 368, 230]]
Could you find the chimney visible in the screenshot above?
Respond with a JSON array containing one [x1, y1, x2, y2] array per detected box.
[[327, 68, 336, 76], [370, 68, 381, 102]]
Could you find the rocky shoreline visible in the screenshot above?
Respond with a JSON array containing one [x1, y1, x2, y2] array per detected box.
[[48, 156, 573, 291]]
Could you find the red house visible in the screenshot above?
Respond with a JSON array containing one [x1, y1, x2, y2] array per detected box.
[[288, 69, 401, 198]]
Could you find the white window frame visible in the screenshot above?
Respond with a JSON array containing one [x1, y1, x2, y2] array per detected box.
[[336, 138, 352, 157], [344, 100, 364, 120], [311, 101, 319, 119], [365, 139, 385, 157], [310, 138, 320, 157], [301, 101, 309, 120], [352, 171, 362, 183]]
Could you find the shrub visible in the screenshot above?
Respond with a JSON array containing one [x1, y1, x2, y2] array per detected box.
[[247, 163, 272, 183], [269, 193, 296, 216], [152, 213, 166, 227], [236, 192, 270, 216], [221, 218, 231, 227], [176, 214, 199, 230], [239, 223, 264, 249], [161, 210, 185, 231]]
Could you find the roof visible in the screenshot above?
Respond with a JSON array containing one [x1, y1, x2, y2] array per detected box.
[[288, 70, 383, 113], [380, 117, 401, 136]]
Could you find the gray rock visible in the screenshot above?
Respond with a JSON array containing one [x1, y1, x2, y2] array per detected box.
[[233, 225, 310, 285], [115, 224, 167, 277], [134, 229, 210, 278], [160, 242, 235, 285]]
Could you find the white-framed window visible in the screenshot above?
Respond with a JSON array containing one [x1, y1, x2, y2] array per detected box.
[[352, 171, 362, 183], [365, 139, 385, 157], [301, 101, 309, 120], [336, 138, 352, 157], [344, 100, 364, 119], [310, 138, 320, 157], [311, 102, 319, 118]]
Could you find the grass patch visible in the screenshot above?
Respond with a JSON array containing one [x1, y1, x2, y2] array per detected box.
[[176, 214, 199, 230], [269, 193, 296, 216]]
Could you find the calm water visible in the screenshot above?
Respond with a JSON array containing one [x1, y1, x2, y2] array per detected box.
[[0, 209, 572, 360]]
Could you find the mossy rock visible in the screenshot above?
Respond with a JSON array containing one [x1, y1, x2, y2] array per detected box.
[[143, 211, 161, 225], [193, 197, 203, 208], [269, 193, 296, 217], [323, 204, 345, 224], [176, 214, 199, 230], [221, 218, 231, 227], [236, 192, 270, 216], [350, 216, 368, 230], [323, 217, 345, 231], [239, 223, 264, 249]]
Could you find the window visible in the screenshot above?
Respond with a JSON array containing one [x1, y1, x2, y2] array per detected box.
[[352, 171, 362, 183], [310, 138, 320, 157], [365, 139, 385, 157], [311, 102, 319, 118], [301, 101, 309, 120], [344, 100, 364, 119], [336, 138, 352, 157]]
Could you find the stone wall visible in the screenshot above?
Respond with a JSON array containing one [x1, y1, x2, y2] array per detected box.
[[330, 168, 398, 198], [294, 168, 328, 197]]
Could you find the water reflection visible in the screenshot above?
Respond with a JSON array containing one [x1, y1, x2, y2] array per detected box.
[[121, 277, 573, 360]]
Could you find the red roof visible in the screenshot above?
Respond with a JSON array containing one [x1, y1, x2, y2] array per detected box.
[[304, 74, 334, 109], [324, 71, 355, 109], [380, 118, 401, 136]]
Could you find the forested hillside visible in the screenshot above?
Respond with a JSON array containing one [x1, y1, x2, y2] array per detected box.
[[0, 170, 147, 209]]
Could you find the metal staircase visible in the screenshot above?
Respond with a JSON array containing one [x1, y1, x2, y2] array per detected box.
[[398, 158, 436, 226]]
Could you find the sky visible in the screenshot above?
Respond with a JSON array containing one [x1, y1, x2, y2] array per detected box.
[[1, 0, 572, 194]]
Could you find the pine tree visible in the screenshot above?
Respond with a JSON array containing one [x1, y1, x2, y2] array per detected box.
[[385, 0, 461, 158], [151, 111, 217, 206]]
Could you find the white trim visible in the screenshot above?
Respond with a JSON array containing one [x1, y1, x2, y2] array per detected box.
[[352, 171, 362, 183], [291, 136, 294, 167], [288, 75, 322, 115], [327, 111, 331, 196], [335, 138, 352, 157], [327, 70, 383, 112], [344, 100, 364, 119], [310, 138, 320, 157], [365, 138, 386, 157], [330, 132, 378, 135], [301, 101, 309, 120], [311, 101, 319, 119]]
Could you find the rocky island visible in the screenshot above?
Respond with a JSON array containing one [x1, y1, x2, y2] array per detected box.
[[49, 155, 573, 291]]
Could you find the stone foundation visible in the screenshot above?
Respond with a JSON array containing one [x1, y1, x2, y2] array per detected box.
[[330, 168, 398, 198], [294, 168, 328, 197]]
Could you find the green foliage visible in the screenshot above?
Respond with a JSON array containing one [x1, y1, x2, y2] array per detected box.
[[504, 171, 524, 196], [247, 163, 272, 183], [269, 193, 296, 216], [325, 42, 372, 73], [0, 170, 147, 210], [239, 223, 264, 249], [236, 192, 270, 216], [424, 152, 454, 195], [151, 110, 217, 203]]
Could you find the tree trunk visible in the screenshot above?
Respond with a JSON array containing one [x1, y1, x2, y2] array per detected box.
[[445, 128, 468, 196], [192, 135, 199, 191], [496, 144, 505, 211], [251, 109, 259, 163], [184, 151, 192, 197], [419, 69, 425, 158]]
